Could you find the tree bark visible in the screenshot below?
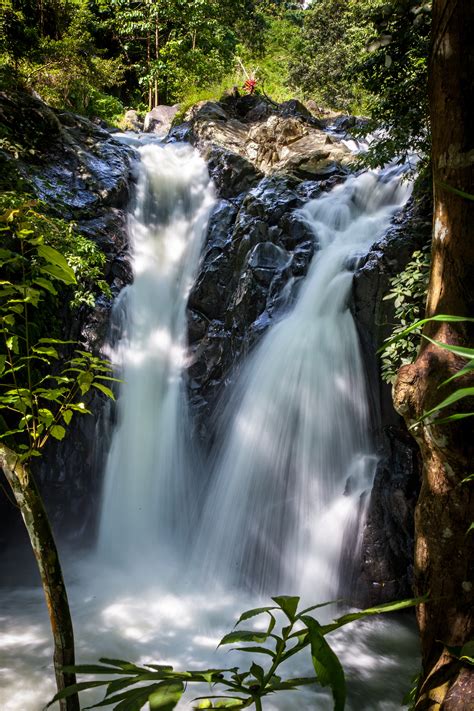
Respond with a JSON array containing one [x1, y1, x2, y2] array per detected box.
[[393, 1, 474, 707], [0, 445, 80, 711]]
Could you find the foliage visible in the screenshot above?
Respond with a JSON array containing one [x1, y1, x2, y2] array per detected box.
[[0, 193, 111, 309], [289, 0, 385, 112], [381, 245, 431, 384], [356, 0, 431, 169], [0, 200, 116, 462], [380, 315, 474, 426], [48, 595, 422, 710]]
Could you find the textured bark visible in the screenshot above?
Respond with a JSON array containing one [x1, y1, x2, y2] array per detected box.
[[0, 445, 80, 711], [393, 1, 474, 707]]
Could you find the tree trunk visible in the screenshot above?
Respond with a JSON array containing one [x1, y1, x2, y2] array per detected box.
[[393, 1, 474, 707], [0, 445, 80, 711]]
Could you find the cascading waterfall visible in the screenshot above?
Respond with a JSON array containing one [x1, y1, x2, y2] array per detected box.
[[97, 141, 215, 565], [194, 166, 412, 598]]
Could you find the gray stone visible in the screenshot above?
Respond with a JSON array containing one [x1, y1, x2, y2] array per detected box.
[[144, 104, 180, 135]]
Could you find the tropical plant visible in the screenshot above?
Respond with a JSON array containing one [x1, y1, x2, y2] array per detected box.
[[0, 198, 117, 710], [381, 314, 474, 426], [48, 595, 422, 710], [380, 245, 431, 384]]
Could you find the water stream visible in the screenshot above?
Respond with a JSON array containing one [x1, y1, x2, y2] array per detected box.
[[0, 140, 417, 710]]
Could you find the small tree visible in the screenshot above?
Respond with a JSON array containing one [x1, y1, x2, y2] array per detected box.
[[0, 199, 116, 710]]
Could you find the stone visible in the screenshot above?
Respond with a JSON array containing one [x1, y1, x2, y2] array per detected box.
[[122, 109, 143, 132], [144, 104, 180, 135]]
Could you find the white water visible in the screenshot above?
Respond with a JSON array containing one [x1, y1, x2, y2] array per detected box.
[[97, 142, 215, 565], [0, 144, 418, 710], [195, 167, 411, 598]]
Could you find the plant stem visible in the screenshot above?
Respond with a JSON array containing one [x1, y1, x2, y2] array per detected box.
[[254, 696, 263, 711]]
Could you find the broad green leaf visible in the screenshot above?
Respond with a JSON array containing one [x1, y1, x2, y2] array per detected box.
[[231, 646, 274, 657], [419, 388, 474, 422], [378, 315, 474, 353], [63, 410, 73, 425], [38, 408, 54, 427], [235, 606, 278, 626], [37, 244, 76, 278], [83, 682, 165, 709], [459, 641, 474, 664], [0, 355, 5, 375], [249, 663, 264, 685], [50, 425, 66, 441], [219, 630, 268, 646], [302, 616, 346, 711], [46, 681, 109, 707], [297, 600, 340, 618], [40, 263, 76, 286], [272, 596, 300, 621], [93, 382, 116, 400], [32, 345, 59, 359], [149, 682, 184, 710], [6, 335, 19, 354], [422, 336, 474, 361], [33, 277, 57, 295], [62, 664, 132, 675], [329, 596, 425, 631]]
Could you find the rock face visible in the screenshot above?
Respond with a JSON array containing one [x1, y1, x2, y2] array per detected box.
[[122, 109, 144, 132], [181, 94, 353, 179], [0, 90, 136, 541]]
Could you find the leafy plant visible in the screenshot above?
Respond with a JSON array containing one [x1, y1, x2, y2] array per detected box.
[[380, 245, 431, 384], [380, 314, 474, 426], [0, 191, 118, 711], [48, 595, 422, 710], [0, 193, 111, 309]]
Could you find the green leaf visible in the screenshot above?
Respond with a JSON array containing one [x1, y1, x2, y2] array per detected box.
[[92, 382, 116, 400], [328, 596, 425, 631], [63, 410, 73, 425], [378, 315, 474, 353], [40, 263, 76, 286], [249, 663, 264, 686], [0, 355, 6, 376], [436, 180, 474, 202], [219, 630, 269, 647], [148, 682, 184, 710], [459, 641, 474, 664], [235, 606, 278, 626], [6, 335, 19, 354], [418, 388, 474, 422], [33, 277, 57, 295], [46, 681, 109, 707], [37, 244, 76, 282], [297, 600, 340, 618], [422, 336, 474, 361], [302, 616, 346, 711], [50, 425, 66, 441], [230, 646, 274, 658], [272, 596, 300, 621]]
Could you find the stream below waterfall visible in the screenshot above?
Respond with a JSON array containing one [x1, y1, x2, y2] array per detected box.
[[1, 138, 419, 710]]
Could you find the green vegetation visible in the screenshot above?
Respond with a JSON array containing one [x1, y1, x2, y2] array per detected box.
[[49, 595, 421, 710], [381, 246, 431, 384]]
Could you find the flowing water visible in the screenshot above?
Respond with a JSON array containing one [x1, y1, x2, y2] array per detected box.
[[0, 140, 418, 710]]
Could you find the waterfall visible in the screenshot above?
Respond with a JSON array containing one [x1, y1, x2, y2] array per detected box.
[[97, 142, 215, 565], [194, 167, 411, 598]]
